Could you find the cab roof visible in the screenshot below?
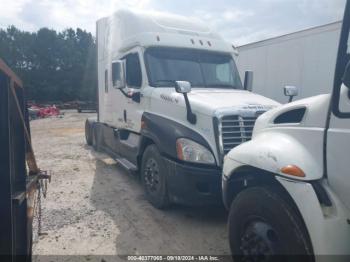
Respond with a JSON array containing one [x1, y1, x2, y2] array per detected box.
[[97, 9, 237, 57]]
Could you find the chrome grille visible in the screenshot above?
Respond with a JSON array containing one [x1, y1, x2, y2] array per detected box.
[[220, 115, 257, 155]]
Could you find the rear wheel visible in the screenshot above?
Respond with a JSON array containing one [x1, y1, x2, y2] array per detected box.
[[92, 124, 102, 152], [141, 145, 170, 209], [85, 120, 93, 146], [228, 186, 313, 262]]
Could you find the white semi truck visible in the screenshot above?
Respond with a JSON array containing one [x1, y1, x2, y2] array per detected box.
[[85, 10, 279, 208], [223, 1, 350, 260]]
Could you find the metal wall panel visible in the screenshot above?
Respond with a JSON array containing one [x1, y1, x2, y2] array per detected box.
[[237, 22, 341, 103]]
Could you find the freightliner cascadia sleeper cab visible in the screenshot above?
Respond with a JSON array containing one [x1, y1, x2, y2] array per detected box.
[[86, 10, 279, 208]]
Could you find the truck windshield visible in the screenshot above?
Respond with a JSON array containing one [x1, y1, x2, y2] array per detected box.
[[145, 47, 243, 89]]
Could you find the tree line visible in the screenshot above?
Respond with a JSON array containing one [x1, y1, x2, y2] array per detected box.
[[0, 26, 97, 102]]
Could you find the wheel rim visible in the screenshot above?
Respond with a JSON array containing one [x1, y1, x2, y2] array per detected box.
[[240, 220, 282, 259], [144, 158, 160, 194]]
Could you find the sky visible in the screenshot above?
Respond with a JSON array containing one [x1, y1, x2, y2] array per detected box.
[[0, 0, 346, 45]]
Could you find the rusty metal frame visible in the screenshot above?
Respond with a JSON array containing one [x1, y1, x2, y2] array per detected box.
[[0, 59, 23, 87], [0, 58, 33, 261]]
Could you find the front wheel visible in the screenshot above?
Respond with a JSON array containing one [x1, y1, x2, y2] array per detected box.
[[141, 145, 170, 209], [228, 186, 314, 262]]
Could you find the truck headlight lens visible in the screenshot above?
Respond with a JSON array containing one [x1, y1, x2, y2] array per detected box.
[[176, 138, 215, 165]]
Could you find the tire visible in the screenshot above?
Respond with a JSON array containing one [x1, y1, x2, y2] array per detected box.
[[228, 186, 314, 262], [141, 145, 170, 209], [92, 124, 102, 152], [85, 120, 93, 146]]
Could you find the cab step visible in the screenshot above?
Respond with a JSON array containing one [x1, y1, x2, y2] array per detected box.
[[115, 157, 138, 173], [102, 146, 138, 174]]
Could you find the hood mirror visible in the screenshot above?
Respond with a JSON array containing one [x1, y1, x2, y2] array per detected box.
[[175, 81, 191, 94], [284, 85, 299, 103], [244, 71, 253, 92], [174, 81, 196, 124]]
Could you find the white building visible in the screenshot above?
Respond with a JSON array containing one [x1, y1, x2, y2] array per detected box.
[[237, 21, 341, 103]]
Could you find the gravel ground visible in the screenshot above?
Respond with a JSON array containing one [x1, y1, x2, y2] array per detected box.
[[31, 110, 230, 261]]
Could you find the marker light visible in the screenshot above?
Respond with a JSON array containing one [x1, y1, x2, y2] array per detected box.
[[280, 165, 305, 178]]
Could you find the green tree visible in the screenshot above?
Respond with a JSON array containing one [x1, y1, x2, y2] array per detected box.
[[0, 26, 97, 102]]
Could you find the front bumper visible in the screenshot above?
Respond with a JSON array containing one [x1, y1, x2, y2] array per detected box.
[[162, 157, 222, 206]]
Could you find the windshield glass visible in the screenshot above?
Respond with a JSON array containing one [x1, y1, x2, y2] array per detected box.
[[145, 47, 243, 89]]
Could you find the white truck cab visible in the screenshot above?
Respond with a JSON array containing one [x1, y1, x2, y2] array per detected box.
[[86, 10, 279, 208], [223, 1, 350, 260]]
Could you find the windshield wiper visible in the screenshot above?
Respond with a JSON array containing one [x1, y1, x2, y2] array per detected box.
[[153, 80, 176, 87], [206, 84, 237, 89]]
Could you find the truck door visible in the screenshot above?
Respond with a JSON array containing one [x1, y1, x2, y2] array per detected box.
[[102, 68, 113, 125], [121, 51, 145, 132], [106, 64, 126, 128], [327, 5, 350, 210], [328, 83, 350, 210]]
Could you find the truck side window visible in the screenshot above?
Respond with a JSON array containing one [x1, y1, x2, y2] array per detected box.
[[125, 53, 142, 88], [104, 69, 108, 93]]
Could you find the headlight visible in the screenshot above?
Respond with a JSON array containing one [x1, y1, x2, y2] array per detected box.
[[176, 138, 216, 165]]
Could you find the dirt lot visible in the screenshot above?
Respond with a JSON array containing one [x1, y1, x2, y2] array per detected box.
[[31, 110, 230, 261]]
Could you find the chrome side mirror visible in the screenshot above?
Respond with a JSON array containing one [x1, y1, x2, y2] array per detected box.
[[174, 81, 196, 124], [175, 81, 191, 94], [112, 60, 126, 89], [244, 71, 253, 92], [284, 86, 299, 103]]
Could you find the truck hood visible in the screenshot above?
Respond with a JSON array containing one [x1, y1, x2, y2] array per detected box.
[[253, 94, 331, 136], [186, 89, 280, 115]]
